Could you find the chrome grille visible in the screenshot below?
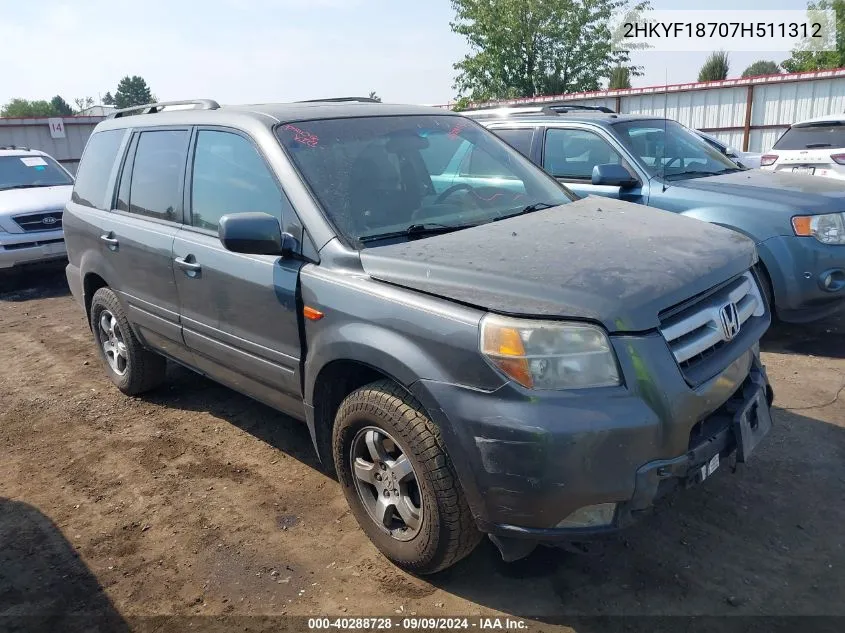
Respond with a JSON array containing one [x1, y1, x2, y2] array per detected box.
[[12, 210, 63, 232], [660, 271, 765, 371]]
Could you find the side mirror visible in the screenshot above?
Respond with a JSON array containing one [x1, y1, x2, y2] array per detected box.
[[591, 163, 638, 188], [218, 212, 297, 257]]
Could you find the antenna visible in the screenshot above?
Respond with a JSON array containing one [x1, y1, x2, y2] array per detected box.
[[661, 67, 668, 192]]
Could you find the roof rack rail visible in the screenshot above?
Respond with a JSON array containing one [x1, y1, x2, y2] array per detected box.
[[461, 105, 561, 119], [548, 104, 615, 114], [0, 145, 31, 151], [110, 99, 221, 119], [296, 97, 382, 103]]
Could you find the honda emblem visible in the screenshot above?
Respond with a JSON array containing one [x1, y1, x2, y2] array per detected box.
[[719, 302, 740, 341]]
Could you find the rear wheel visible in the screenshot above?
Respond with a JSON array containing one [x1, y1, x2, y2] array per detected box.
[[333, 379, 481, 574], [89, 287, 166, 395]]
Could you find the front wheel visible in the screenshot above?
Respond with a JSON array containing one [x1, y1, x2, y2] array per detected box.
[[333, 380, 481, 574]]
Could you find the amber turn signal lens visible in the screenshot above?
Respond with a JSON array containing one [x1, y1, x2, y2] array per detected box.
[[481, 324, 533, 388], [792, 216, 813, 236], [303, 306, 324, 321]]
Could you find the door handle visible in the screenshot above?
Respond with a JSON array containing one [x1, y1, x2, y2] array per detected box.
[[100, 233, 119, 250], [174, 255, 202, 276]]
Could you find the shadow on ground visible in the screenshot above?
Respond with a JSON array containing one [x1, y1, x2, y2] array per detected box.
[[762, 310, 845, 359], [0, 262, 70, 302], [0, 498, 129, 633], [426, 406, 845, 625]]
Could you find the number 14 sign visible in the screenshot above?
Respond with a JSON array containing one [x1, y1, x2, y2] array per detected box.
[[48, 118, 65, 139]]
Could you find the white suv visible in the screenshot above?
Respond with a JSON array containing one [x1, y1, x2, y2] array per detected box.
[[760, 115, 845, 180], [0, 147, 74, 269]]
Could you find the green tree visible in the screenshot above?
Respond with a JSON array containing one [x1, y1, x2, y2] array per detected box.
[[608, 64, 632, 89], [50, 95, 74, 116], [102, 91, 115, 105], [113, 75, 154, 108], [368, 91, 382, 102], [698, 50, 730, 82], [741, 60, 781, 78], [782, 0, 845, 72], [450, 0, 648, 101], [0, 99, 57, 117]]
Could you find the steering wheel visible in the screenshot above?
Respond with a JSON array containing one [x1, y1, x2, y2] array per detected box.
[[435, 183, 475, 204]]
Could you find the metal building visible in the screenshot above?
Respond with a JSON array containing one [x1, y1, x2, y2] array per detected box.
[[0, 116, 104, 174], [452, 67, 845, 153]]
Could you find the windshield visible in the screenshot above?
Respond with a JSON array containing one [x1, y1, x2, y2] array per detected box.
[[276, 115, 574, 246], [613, 120, 741, 180], [0, 155, 73, 191], [773, 122, 845, 150]]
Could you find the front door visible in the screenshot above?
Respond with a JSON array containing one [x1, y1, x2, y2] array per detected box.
[[172, 128, 305, 417], [542, 127, 646, 203]]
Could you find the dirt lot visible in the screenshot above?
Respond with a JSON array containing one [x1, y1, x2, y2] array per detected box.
[[1, 265, 844, 632]]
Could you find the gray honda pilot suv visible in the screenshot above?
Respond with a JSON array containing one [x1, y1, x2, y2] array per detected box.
[[64, 98, 774, 574]]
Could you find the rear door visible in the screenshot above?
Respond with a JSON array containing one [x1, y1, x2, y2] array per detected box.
[[172, 127, 306, 417], [97, 127, 193, 362], [541, 126, 645, 203]]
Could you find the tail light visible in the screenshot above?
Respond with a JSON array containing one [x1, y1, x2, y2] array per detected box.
[[830, 153, 845, 165], [760, 154, 778, 167]]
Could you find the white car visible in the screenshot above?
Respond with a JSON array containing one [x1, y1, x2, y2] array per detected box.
[[759, 115, 845, 180], [0, 146, 74, 269], [695, 131, 763, 169]]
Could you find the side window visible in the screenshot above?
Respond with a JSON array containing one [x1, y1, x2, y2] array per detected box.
[[190, 130, 284, 232], [460, 146, 515, 179], [494, 128, 534, 158], [71, 129, 125, 209], [543, 129, 622, 180], [126, 130, 189, 222]]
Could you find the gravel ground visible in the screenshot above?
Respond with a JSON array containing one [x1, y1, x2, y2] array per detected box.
[[1, 265, 843, 632]]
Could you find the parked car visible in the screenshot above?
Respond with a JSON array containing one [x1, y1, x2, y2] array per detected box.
[[64, 99, 773, 573], [0, 146, 74, 269], [479, 113, 845, 323], [695, 130, 762, 169], [760, 114, 845, 180]]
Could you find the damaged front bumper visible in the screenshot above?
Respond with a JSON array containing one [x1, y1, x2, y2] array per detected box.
[[410, 334, 774, 554]]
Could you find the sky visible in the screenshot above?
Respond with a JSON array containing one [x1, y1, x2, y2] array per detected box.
[[0, 0, 814, 108]]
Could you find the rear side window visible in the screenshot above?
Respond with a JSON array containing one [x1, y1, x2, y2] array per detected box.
[[126, 130, 189, 222], [773, 123, 845, 150], [494, 128, 534, 158], [190, 130, 283, 231], [71, 130, 125, 209]]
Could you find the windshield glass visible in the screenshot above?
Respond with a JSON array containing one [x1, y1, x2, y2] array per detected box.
[[0, 155, 73, 191], [276, 115, 574, 245], [613, 120, 740, 180], [773, 122, 845, 150]]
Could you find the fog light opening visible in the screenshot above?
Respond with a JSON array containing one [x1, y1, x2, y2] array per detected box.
[[818, 269, 845, 293], [556, 503, 617, 529]]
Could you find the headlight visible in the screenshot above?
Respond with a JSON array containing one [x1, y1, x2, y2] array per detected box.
[[480, 314, 620, 389], [792, 213, 845, 244]]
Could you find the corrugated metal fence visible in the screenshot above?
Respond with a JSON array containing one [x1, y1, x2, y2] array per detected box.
[[453, 68, 845, 153], [0, 116, 104, 175]]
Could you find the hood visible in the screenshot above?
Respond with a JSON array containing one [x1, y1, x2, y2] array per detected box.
[[671, 170, 845, 211], [359, 196, 756, 333], [0, 185, 73, 215]]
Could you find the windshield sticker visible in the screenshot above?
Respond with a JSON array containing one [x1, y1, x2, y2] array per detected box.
[[448, 121, 470, 139], [34, 165, 46, 171], [20, 157, 48, 167], [282, 124, 319, 148]]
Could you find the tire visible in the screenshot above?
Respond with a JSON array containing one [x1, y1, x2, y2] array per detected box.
[[333, 379, 481, 574], [89, 287, 166, 395]]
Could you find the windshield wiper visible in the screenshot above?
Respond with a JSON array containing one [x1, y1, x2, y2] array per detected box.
[[664, 168, 741, 181], [497, 202, 559, 220], [0, 183, 63, 191], [358, 222, 473, 244]]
